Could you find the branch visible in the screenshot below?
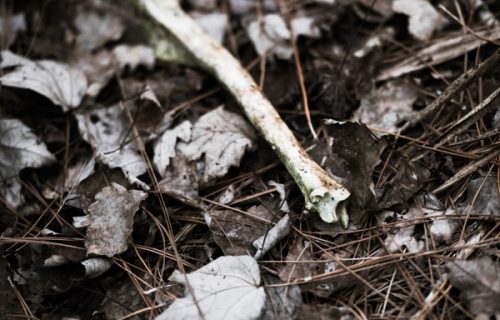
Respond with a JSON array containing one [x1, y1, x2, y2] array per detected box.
[[138, 0, 351, 226]]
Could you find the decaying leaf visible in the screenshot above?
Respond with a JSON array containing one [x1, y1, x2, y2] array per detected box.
[[204, 205, 279, 256], [253, 214, 290, 259], [376, 157, 430, 209], [71, 45, 156, 98], [176, 106, 256, 182], [382, 208, 424, 254], [0, 13, 26, 48], [82, 183, 147, 257], [0, 50, 87, 111], [278, 239, 320, 283], [102, 280, 146, 320], [112, 45, 155, 71], [385, 226, 424, 253], [158, 154, 199, 207], [191, 12, 228, 43], [428, 207, 458, 243], [393, 0, 442, 41], [229, 0, 277, 14], [42, 157, 96, 200], [154, 107, 255, 187], [0, 119, 55, 208], [354, 81, 418, 133], [261, 275, 302, 320], [157, 255, 265, 320], [75, 104, 148, 188], [246, 14, 320, 59], [293, 305, 354, 320], [74, 7, 125, 51], [310, 121, 385, 223], [277, 239, 361, 297], [462, 176, 499, 216], [447, 257, 500, 316], [154, 120, 192, 177]]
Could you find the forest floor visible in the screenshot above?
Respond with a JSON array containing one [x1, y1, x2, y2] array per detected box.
[[0, 0, 499, 319]]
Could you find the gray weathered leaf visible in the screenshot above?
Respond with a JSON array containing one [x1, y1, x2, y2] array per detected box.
[[0, 50, 87, 111], [354, 81, 418, 133], [112, 45, 155, 71], [204, 205, 278, 256], [0, 13, 26, 48], [246, 14, 320, 60], [0, 119, 55, 208], [177, 106, 256, 182], [75, 8, 125, 51], [75, 104, 148, 188], [393, 0, 441, 41], [447, 257, 500, 316], [154, 120, 192, 177], [83, 183, 147, 257]]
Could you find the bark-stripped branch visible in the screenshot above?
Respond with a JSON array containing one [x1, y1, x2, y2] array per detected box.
[[138, 0, 351, 226]]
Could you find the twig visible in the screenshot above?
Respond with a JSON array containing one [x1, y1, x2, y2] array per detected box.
[[278, 0, 317, 139], [412, 85, 500, 161], [434, 86, 500, 146], [399, 47, 500, 132], [138, 0, 350, 226], [432, 149, 499, 194]]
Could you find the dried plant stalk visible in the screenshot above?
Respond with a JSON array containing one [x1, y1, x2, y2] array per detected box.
[[138, 0, 351, 226]]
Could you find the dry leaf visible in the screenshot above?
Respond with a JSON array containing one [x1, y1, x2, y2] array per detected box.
[[112, 45, 155, 71], [247, 14, 320, 60], [205, 205, 277, 256], [158, 155, 199, 207], [253, 214, 290, 260], [154, 120, 192, 177], [261, 275, 302, 320], [462, 176, 499, 216], [75, 8, 125, 51], [382, 208, 424, 254], [393, 0, 441, 41], [70, 50, 114, 97], [278, 239, 320, 283], [376, 158, 430, 209], [0, 119, 55, 208], [385, 227, 424, 253], [186, 0, 217, 11], [428, 207, 458, 243], [177, 106, 256, 182], [75, 104, 148, 188], [42, 157, 95, 200], [447, 257, 500, 316], [0, 13, 26, 48], [157, 255, 265, 320], [0, 50, 87, 111], [229, 0, 277, 14], [310, 121, 385, 223], [354, 81, 418, 133], [191, 12, 228, 43], [83, 183, 147, 257]]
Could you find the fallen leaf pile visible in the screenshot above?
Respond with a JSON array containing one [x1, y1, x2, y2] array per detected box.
[[1, 0, 499, 319]]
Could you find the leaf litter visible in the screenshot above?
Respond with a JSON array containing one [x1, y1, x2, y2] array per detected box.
[[156, 255, 265, 320], [78, 182, 147, 257], [1, 0, 500, 319], [0, 118, 55, 208], [0, 50, 88, 111]]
